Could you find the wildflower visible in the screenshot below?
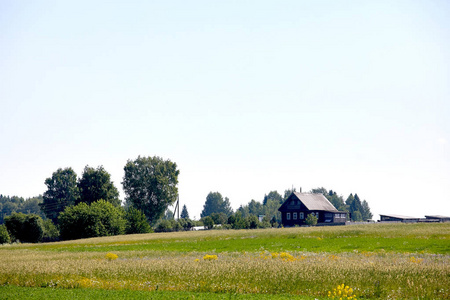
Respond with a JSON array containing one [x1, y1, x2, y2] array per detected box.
[[328, 283, 357, 299], [203, 254, 218, 261], [105, 253, 118, 260]]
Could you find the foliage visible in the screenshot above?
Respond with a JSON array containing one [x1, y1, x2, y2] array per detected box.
[[202, 216, 214, 229], [177, 218, 194, 231], [154, 219, 174, 232], [42, 219, 60, 242], [0, 224, 10, 244], [0, 195, 45, 223], [305, 214, 318, 226], [124, 207, 152, 234], [180, 204, 189, 219], [228, 212, 249, 229], [41, 168, 80, 224], [263, 191, 283, 205], [123, 156, 179, 225], [77, 165, 121, 207], [163, 209, 174, 220], [201, 192, 233, 218], [210, 212, 227, 225], [247, 214, 260, 229], [58, 200, 125, 240], [4, 212, 44, 243]]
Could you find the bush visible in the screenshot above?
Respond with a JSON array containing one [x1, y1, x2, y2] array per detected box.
[[246, 215, 260, 229], [305, 214, 318, 226], [202, 216, 214, 229], [42, 219, 60, 242], [125, 207, 152, 234], [155, 219, 173, 232], [4, 213, 44, 243], [0, 224, 10, 244], [58, 200, 126, 240]]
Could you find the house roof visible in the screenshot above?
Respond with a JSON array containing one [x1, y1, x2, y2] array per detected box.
[[380, 214, 419, 220], [425, 215, 450, 219], [279, 192, 338, 212]]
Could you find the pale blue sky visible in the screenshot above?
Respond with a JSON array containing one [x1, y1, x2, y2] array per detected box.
[[1, 0, 449, 220]]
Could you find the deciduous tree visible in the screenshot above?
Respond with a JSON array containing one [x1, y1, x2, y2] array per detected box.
[[77, 165, 120, 206], [40, 168, 79, 224], [122, 156, 179, 225]]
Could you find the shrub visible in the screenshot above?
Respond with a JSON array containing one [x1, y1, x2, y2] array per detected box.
[[305, 213, 318, 226], [155, 219, 173, 232], [42, 219, 60, 242], [4, 213, 44, 243], [246, 215, 260, 229], [125, 207, 152, 234], [202, 216, 214, 230], [0, 224, 10, 244], [58, 200, 125, 240]]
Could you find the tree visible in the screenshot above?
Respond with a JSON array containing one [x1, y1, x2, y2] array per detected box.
[[40, 168, 79, 224], [125, 207, 152, 234], [58, 200, 125, 240], [180, 204, 189, 219], [305, 213, 318, 226], [164, 209, 174, 220], [263, 191, 282, 206], [361, 200, 373, 221], [122, 156, 179, 225], [0, 224, 10, 244], [210, 212, 227, 225], [201, 192, 233, 218], [77, 165, 120, 207], [4, 213, 44, 243], [248, 199, 263, 216]]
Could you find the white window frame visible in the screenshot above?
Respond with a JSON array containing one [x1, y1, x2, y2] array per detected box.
[[286, 212, 291, 220], [300, 212, 304, 219], [293, 212, 298, 220]]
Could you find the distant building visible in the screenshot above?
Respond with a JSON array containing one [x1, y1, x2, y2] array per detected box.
[[379, 214, 420, 223], [424, 215, 450, 222], [278, 192, 347, 226]]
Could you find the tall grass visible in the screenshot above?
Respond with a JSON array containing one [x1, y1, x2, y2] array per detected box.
[[1, 223, 449, 299]]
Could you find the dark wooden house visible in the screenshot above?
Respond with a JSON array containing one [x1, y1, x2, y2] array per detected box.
[[278, 192, 347, 226]]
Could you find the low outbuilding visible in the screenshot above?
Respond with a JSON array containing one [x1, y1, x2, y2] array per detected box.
[[379, 214, 420, 223], [424, 215, 450, 222]]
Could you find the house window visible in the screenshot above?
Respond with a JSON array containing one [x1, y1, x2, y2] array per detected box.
[[300, 212, 304, 219], [293, 212, 297, 220], [286, 213, 291, 220]]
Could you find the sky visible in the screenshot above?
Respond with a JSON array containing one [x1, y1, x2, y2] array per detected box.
[[1, 0, 449, 220]]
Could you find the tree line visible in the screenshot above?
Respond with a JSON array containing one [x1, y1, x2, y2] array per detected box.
[[0, 155, 373, 244]]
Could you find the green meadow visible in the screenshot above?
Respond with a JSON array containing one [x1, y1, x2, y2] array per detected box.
[[1, 223, 449, 299]]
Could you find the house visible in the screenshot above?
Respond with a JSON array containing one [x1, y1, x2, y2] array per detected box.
[[379, 214, 420, 223], [278, 192, 347, 226]]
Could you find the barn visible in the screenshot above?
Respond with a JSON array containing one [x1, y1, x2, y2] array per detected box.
[[278, 192, 347, 226]]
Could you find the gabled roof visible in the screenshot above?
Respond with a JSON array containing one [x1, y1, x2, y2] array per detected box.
[[279, 192, 338, 212]]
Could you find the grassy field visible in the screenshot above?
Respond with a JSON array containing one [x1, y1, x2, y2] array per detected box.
[[1, 223, 449, 299]]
